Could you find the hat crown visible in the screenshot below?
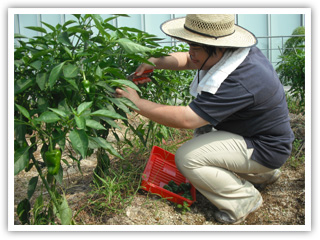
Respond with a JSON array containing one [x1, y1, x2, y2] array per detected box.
[[185, 14, 235, 38]]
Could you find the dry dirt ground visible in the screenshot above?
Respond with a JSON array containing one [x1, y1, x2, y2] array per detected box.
[[13, 113, 306, 226]]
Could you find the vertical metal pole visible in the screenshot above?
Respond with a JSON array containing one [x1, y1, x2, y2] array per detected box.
[[171, 14, 174, 47], [267, 14, 272, 63], [141, 14, 145, 32], [16, 14, 20, 34], [37, 14, 42, 36], [61, 14, 65, 25], [301, 14, 305, 27], [114, 17, 118, 28]]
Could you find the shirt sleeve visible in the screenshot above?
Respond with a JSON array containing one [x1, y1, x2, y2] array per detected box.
[[189, 79, 254, 127]]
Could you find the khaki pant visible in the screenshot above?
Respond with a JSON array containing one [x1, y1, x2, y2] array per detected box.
[[175, 130, 275, 221]]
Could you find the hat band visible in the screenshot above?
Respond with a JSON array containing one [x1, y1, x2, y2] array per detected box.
[[184, 24, 235, 40]]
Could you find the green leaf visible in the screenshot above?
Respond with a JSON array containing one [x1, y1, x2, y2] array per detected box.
[[108, 79, 141, 93], [69, 129, 88, 159], [62, 46, 73, 59], [58, 195, 73, 225], [54, 164, 64, 185], [77, 101, 93, 115], [48, 62, 66, 88], [36, 72, 47, 90], [90, 137, 123, 159], [14, 33, 27, 38], [58, 99, 72, 117], [17, 198, 31, 225], [36, 111, 60, 123], [15, 104, 30, 119], [57, 31, 72, 46], [63, 19, 77, 28], [31, 49, 54, 61], [116, 38, 153, 54], [119, 97, 140, 111], [86, 119, 106, 130], [95, 65, 102, 78], [25, 26, 47, 34], [109, 97, 130, 113], [67, 26, 87, 34], [63, 64, 79, 78], [48, 107, 68, 118], [14, 146, 30, 175], [95, 81, 115, 93], [27, 176, 38, 200], [91, 14, 110, 38], [41, 21, 56, 32], [74, 115, 86, 129], [100, 116, 121, 129], [14, 78, 34, 95], [64, 78, 79, 91], [90, 109, 126, 120], [124, 54, 156, 66], [29, 60, 42, 70]]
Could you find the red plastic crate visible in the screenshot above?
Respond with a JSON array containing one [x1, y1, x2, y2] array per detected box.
[[141, 146, 196, 206]]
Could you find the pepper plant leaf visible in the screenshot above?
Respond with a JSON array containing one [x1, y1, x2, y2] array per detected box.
[[90, 109, 126, 120], [48, 62, 66, 88], [25, 26, 47, 34], [74, 115, 86, 129], [36, 111, 60, 123], [119, 97, 140, 111], [36, 72, 48, 91], [14, 145, 30, 175], [48, 107, 68, 118], [77, 101, 93, 115], [57, 31, 72, 46], [63, 64, 79, 78], [108, 79, 141, 93], [109, 97, 130, 113], [85, 119, 106, 130], [14, 78, 34, 95], [15, 103, 30, 120], [116, 38, 153, 54], [89, 136, 123, 159], [27, 176, 38, 200], [57, 194, 73, 225], [69, 129, 88, 159]]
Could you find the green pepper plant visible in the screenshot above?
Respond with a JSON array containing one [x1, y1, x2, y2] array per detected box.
[[276, 26, 305, 113], [14, 14, 165, 225], [127, 44, 195, 150]]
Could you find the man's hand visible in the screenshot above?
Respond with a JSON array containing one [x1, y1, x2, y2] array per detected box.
[[115, 87, 140, 104]]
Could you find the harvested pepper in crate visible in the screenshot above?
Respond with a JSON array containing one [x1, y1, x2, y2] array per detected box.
[[163, 180, 193, 200], [163, 184, 173, 192], [141, 146, 196, 206], [180, 182, 191, 192], [168, 180, 183, 193]]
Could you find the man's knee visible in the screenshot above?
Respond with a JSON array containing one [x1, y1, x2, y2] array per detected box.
[[175, 145, 190, 174]]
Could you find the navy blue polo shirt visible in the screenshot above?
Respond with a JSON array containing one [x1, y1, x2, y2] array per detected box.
[[189, 47, 294, 169]]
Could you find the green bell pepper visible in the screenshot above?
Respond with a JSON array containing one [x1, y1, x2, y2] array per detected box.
[[44, 149, 61, 175]]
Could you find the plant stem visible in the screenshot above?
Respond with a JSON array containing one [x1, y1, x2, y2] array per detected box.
[[31, 157, 60, 216]]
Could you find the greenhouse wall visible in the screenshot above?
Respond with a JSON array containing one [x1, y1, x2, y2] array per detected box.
[[14, 13, 305, 67]]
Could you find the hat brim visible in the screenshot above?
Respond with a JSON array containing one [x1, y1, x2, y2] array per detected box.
[[161, 17, 257, 48]]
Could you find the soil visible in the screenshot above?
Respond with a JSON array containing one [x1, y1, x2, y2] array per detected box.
[[13, 113, 306, 226]]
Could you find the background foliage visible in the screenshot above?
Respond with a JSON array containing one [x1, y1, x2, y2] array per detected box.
[[276, 26, 305, 113]]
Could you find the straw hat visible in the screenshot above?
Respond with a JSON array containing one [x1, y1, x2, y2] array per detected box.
[[161, 14, 257, 48]]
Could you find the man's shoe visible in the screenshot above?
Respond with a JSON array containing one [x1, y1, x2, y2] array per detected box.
[[253, 169, 281, 190], [213, 196, 263, 224]]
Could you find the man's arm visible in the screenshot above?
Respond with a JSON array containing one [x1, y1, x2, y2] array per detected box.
[[115, 87, 209, 129], [135, 52, 197, 76]]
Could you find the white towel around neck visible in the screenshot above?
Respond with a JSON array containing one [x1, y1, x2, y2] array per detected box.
[[189, 47, 250, 97]]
